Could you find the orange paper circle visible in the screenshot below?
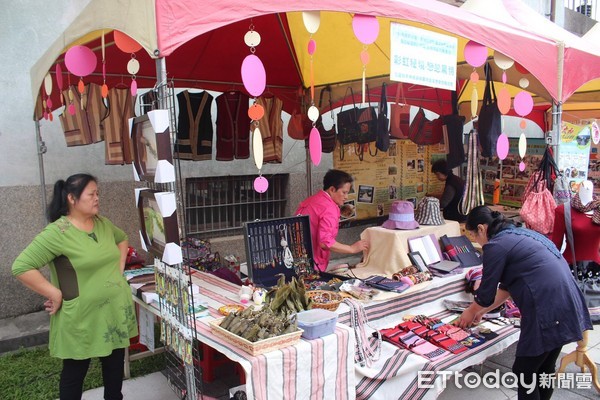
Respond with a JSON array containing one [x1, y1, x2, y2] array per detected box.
[[497, 87, 512, 115], [248, 103, 265, 120], [520, 119, 527, 129], [470, 71, 479, 83], [114, 30, 142, 53]]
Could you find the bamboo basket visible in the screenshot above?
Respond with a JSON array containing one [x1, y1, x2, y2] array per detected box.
[[209, 317, 303, 356], [307, 290, 343, 311]]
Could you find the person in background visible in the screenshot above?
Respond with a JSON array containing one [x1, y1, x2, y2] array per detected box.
[[431, 159, 466, 222], [296, 169, 369, 271], [456, 206, 591, 400], [12, 174, 138, 400]]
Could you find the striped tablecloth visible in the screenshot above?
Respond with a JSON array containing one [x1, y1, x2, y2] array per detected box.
[[190, 271, 356, 400]]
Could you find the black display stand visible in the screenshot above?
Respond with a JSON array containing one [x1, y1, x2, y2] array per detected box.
[[244, 215, 314, 287]]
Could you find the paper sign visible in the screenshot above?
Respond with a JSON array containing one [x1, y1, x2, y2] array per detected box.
[[390, 23, 457, 91], [138, 307, 155, 352]]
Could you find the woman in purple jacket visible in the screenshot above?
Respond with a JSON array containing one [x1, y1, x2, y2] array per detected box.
[[456, 206, 591, 400]]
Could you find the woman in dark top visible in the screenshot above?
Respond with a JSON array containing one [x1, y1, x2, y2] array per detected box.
[[431, 159, 466, 222], [456, 206, 592, 400]]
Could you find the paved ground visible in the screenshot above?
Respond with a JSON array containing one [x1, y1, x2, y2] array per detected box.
[[2, 311, 599, 399]]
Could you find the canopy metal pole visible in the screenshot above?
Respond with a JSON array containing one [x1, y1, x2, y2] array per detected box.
[[553, 42, 565, 163], [35, 119, 48, 225]]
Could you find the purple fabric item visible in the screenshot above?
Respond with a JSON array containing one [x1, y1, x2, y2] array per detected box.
[[210, 267, 243, 286], [382, 200, 419, 230]]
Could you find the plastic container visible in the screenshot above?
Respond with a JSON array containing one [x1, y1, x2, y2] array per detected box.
[[297, 309, 338, 339]]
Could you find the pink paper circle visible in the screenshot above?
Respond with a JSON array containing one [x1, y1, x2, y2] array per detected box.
[[46, 98, 53, 109], [254, 176, 269, 193], [241, 54, 266, 97], [352, 14, 379, 45], [309, 127, 322, 166], [43, 111, 48, 120], [68, 104, 76, 115], [502, 71, 507, 84], [130, 79, 138, 96], [55, 64, 63, 90], [514, 91, 533, 117], [64, 45, 97, 77], [464, 41, 487, 67], [519, 161, 526, 172], [497, 133, 509, 160], [307, 39, 316, 55]]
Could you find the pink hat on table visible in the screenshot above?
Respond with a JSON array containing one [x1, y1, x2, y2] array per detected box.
[[382, 200, 419, 230]]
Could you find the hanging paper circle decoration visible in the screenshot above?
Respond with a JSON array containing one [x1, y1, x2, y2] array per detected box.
[[101, 84, 109, 98], [470, 86, 478, 118], [114, 30, 142, 53], [497, 133, 510, 160], [309, 127, 322, 166], [360, 50, 370, 65], [244, 30, 261, 47], [127, 58, 140, 75], [55, 64, 63, 90], [520, 119, 527, 129], [515, 62, 528, 74], [519, 78, 530, 89], [241, 55, 266, 97], [44, 73, 53, 96], [514, 92, 533, 117], [68, 103, 76, 115], [592, 121, 600, 145], [254, 176, 269, 193], [302, 11, 321, 34], [248, 103, 264, 121], [493, 51, 514, 70], [307, 105, 320, 122], [253, 127, 264, 170], [470, 71, 479, 83], [464, 41, 487, 67], [307, 39, 317, 55], [130, 80, 138, 96], [519, 161, 526, 172], [497, 87, 511, 115], [518, 132, 527, 158], [64, 45, 97, 77], [46, 98, 53, 109], [352, 14, 379, 45]]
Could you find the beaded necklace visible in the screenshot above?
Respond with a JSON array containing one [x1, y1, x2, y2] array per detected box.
[[343, 298, 381, 367]]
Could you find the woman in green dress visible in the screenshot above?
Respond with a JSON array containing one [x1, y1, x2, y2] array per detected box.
[[12, 173, 138, 400]]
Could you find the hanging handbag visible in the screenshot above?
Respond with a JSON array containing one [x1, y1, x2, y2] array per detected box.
[[315, 85, 337, 153], [477, 63, 502, 158], [408, 107, 443, 145], [519, 173, 556, 235], [444, 90, 466, 169], [376, 82, 390, 152], [553, 173, 571, 205], [355, 86, 378, 145], [459, 129, 485, 215], [337, 87, 361, 145], [564, 202, 600, 323], [287, 89, 312, 140], [389, 84, 410, 139]]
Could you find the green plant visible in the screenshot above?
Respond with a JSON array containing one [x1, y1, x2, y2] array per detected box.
[[0, 346, 165, 400]]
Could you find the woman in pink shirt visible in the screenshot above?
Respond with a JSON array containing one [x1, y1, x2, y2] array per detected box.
[[296, 169, 369, 271]]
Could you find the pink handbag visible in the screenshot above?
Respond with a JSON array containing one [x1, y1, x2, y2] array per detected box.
[[519, 174, 557, 235]]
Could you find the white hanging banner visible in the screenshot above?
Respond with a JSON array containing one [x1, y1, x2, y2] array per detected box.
[[390, 22, 457, 91]]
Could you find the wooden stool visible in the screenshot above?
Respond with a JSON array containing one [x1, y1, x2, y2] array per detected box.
[[558, 330, 600, 393]]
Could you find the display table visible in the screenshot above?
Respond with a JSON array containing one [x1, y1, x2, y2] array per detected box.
[[354, 221, 461, 278], [335, 271, 520, 400]]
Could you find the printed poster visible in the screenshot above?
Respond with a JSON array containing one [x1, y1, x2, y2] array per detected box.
[[559, 121, 592, 194]]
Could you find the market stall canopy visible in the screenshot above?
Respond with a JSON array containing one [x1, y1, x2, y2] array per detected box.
[[32, 0, 565, 119]]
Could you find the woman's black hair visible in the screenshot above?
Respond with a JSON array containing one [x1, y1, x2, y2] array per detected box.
[[47, 174, 97, 222], [465, 205, 517, 239], [323, 169, 353, 191], [431, 159, 451, 176]]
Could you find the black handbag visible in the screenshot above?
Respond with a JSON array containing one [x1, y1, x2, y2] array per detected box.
[[564, 202, 600, 323], [337, 87, 360, 145], [315, 85, 336, 153], [444, 90, 466, 169], [376, 82, 390, 152], [355, 87, 378, 145], [478, 63, 502, 158]]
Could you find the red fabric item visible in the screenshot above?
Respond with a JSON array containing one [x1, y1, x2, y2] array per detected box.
[[552, 204, 600, 264]]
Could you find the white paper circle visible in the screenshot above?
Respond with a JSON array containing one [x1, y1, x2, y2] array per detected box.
[[307, 105, 320, 122], [44, 73, 53, 96], [302, 11, 321, 34], [519, 78, 530, 89], [493, 51, 514, 70], [253, 127, 263, 170], [127, 58, 140, 75], [518, 132, 527, 158], [244, 30, 261, 47]]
